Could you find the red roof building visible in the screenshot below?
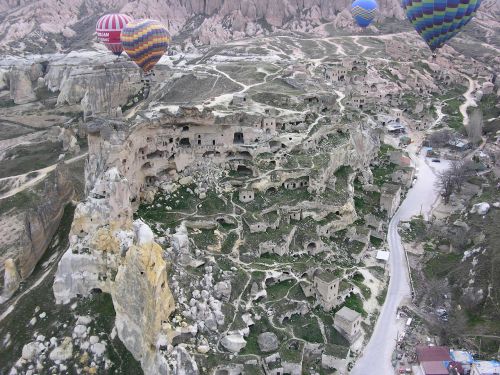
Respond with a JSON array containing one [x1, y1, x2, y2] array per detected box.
[[421, 361, 449, 375], [417, 346, 451, 363]]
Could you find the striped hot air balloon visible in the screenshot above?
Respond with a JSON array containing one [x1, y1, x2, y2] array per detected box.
[[96, 13, 133, 56], [351, 0, 378, 28], [120, 19, 171, 73], [401, 0, 482, 51]]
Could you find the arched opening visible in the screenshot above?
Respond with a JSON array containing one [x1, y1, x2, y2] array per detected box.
[[266, 187, 277, 195], [91, 288, 102, 294], [236, 165, 252, 175], [307, 242, 317, 252], [182, 126, 189, 132], [233, 132, 244, 144], [179, 138, 190, 146]]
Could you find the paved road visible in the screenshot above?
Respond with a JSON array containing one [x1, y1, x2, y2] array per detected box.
[[351, 150, 449, 375]]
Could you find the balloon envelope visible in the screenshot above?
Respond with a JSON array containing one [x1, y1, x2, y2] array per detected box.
[[351, 0, 378, 28], [120, 19, 171, 72], [401, 0, 482, 51], [96, 14, 133, 56]]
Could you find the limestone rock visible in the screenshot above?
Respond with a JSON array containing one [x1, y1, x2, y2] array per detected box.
[[221, 334, 247, 353], [7, 69, 36, 104], [173, 346, 199, 374], [257, 332, 279, 353], [17, 164, 74, 281], [113, 230, 175, 371], [179, 176, 194, 186], [22, 342, 41, 361], [214, 281, 231, 302], [49, 337, 73, 362], [90, 342, 106, 357], [0, 258, 21, 303], [470, 202, 490, 215]]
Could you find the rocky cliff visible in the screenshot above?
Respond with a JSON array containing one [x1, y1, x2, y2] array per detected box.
[[0, 53, 146, 116], [53, 167, 176, 373], [0, 164, 75, 302], [1, 0, 498, 52], [18, 164, 75, 279]]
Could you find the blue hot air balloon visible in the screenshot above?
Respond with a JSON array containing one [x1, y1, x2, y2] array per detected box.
[[351, 0, 378, 28], [401, 0, 482, 51]]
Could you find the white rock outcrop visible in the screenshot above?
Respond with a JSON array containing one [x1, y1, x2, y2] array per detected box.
[[221, 334, 247, 353], [49, 337, 73, 362], [0, 258, 21, 303], [470, 202, 490, 215]]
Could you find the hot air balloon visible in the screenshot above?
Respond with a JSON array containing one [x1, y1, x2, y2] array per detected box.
[[351, 0, 378, 28], [96, 13, 133, 56], [120, 19, 171, 73], [401, 0, 482, 51]]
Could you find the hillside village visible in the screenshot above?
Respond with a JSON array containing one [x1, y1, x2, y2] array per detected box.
[[0, 15, 499, 375]]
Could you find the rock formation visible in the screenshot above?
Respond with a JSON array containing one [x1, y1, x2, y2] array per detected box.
[[18, 164, 74, 279], [0, 164, 74, 303], [53, 167, 175, 373], [2, 0, 497, 52], [0, 258, 21, 303]]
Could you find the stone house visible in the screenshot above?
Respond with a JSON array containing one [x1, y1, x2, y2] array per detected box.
[[391, 167, 415, 188], [255, 117, 277, 135], [380, 183, 402, 217], [348, 226, 371, 245], [239, 189, 254, 203], [231, 93, 247, 106], [364, 214, 383, 232], [308, 270, 341, 311], [286, 209, 302, 223], [283, 177, 309, 190], [324, 66, 349, 82], [334, 306, 362, 343], [389, 151, 412, 167]]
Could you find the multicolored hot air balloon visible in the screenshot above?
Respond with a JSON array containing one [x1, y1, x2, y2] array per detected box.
[[120, 19, 171, 73], [96, 13, 133, 56], [401, 0, 482, 51], [351, 0, 378, 28]]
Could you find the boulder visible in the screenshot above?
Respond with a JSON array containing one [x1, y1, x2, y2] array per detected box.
[[214, 281, 231, 302], [470, 202, 490, 215], [221, 334, 246, 353], [257, 332, 279, 352], [173, 346, 199, 374], [0, 258, 21, 302], [179, 176, 194, 186], [49, 337, 73, 362], [90, 342, 106, 357], [22, 342, 41, 361]]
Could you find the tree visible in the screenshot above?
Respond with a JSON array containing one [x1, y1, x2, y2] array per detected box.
[[450, 159, 475, 192], [467, 109, 483, 145], [435, 160, 475, 204], [428, 129, 453, 148], [436, 168, 455, 204]]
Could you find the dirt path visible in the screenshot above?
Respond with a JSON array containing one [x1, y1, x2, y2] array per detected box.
[[459, 74, 477, 127]]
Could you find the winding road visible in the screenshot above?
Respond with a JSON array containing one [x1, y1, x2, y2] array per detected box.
[[351, 149, 449, 375]]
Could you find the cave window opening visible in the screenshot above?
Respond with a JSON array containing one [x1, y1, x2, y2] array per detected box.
[[182, 126, 189, 132], [179, 138, 191, 147], [233, 132, 244, 144]]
